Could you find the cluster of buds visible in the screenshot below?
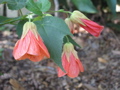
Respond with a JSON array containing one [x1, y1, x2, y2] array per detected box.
[[65, 10, 104, 37]]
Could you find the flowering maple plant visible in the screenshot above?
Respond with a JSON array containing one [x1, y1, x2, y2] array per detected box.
[[0, 0, 104, 78]]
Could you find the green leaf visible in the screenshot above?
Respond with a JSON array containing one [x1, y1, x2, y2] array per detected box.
[[8, 0, 26, 10], [0, 0, 15, 3], [0, 0, 8, 3], [71, 0, 98, 13], [26, 0, 51, 15], [64, 35, 81, 48], [0, 17, 10, 25], [106, 23, 120, 32], [33, 16, 43, 22], [0, 16, 26, 26], [8, 1, 26, 10], [36, 0, 51, 12], [16, 20, 27, 38], [0, 0, 26, 10], [106, 0, 116, 15], [26, 0, 42, 15], [34, 16, 72, 70]]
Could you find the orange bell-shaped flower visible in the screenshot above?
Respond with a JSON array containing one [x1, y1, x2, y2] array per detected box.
[[70, 10, 104, 37], [13, 22, 50, 62], [58, 42, 84, 78]]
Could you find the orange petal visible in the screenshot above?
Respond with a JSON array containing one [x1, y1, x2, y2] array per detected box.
[[57, 67, 67, 77], [57, 53, 70, 77], [62, 53, 70, 72], [13, 35, 30, 60], [67, 54, 80, 78], [17, 54, 29, 60], [37, 36, 50, 58], [27, 31, 41, 56], [76, 59, 84, 72], [28, 54, 44, 62], [80, 19, 104, 37]]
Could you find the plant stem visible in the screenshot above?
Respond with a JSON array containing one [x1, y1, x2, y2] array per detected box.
[[65, 35, 69, 42], [48, 9, 72, 14], [28, 15, 31, 22], [19, 9, 23, 16]]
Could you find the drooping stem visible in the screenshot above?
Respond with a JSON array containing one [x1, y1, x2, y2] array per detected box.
[[28, 14, 32, 22], [65, 35, 69, 42], [48, 9, 72, 14]]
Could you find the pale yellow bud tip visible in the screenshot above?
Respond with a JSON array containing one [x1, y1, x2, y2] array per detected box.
[[63, 42, 74, 53], [22, 22, 38, 39]]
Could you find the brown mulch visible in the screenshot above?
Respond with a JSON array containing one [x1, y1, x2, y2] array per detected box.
[[0, 26, 120, 90]]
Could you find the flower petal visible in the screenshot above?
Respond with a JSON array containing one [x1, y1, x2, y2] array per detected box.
[[62, 53, 70, 72], [13, 35, 30, 60], [57, 67, 67, 77], [57, 53, 70, 77], [28, 54, 44, 62], [80, 19, 104, 37], [76, 59, 84, 72], [27, 30, 41, 56], [67, 54, 80, 78], [37, 35, 50, 58]]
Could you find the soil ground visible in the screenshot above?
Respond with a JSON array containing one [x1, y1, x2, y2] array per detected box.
[[0, 26, 120, 90]]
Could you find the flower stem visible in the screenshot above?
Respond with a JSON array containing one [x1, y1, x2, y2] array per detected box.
[[28, 14, 32, 22], [65, 35, 69, 42], [48, 9, 72, 14]]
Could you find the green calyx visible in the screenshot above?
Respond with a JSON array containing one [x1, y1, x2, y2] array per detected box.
[[63, 42, 74, 53], [22, 22, 38, 39], [70, 10, 89, 26]]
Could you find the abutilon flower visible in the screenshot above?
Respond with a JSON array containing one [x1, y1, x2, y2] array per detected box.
[[58, 42, 84, 78], [70, 10, 104, 37], [13, 22, 50, 62]]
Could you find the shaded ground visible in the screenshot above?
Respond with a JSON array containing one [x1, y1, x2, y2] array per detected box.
[[0, 26, 120, 90]]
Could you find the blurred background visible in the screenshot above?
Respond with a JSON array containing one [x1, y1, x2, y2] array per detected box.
[[0, 0, 120, 90]]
